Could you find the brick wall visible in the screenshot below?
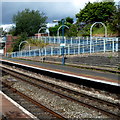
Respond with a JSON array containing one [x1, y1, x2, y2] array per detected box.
[[4, 35, 17, 55]]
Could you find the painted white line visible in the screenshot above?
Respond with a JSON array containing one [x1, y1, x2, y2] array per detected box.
[[0, 91, 38, 120], [1, 59, 120, 86]]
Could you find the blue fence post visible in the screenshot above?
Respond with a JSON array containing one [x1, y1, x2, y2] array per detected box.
[[104, 38, 106, 53], [59, 46, 61, 55], [116, 38, 118, 52], [87, 37, 89, 45], [45, 47, 46, 56], [49, 37, 51, 44], [90, 37, 92, 53], [58, 36, 60, 44], [95, 37, 97, 44], [65, 37, 66, 44], [54, 36, 56, 44], [29, 50, 31, 57], [74, 46, 75, 55], [83, 40, 85, 53], [71, 37, 72, 46], [18, 51, 19, 57], [22, 51, 23, 57], [48, 36, 50, 43], [26, 50, 27, 57], [29, 49, 30, 57], [14, 52, 16, 57], [41, 49, 43, 56], [112, 38, 114, 52], [78, 44, 80, 54], [68, 45, 70, 55], [92, 38, 95, 53], [95, 37, 97, 52], [25, 50, 27, 57], [64, 46, 66, 55], [79, 37, 80, 45], [12, 52, 14, 57], [39, 49, 40, 56], [16, 52, 17, 57], [51, 47, 53, 56], [21, 51, 22, 57], [33, 50, 35, 57]]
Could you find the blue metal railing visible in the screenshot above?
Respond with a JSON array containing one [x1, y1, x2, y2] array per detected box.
[[7, 37, 119, 58]]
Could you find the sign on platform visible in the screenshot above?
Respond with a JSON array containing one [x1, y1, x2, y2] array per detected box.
[[60, 43, 66, 47]]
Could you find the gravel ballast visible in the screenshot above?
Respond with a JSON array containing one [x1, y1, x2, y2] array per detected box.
[[4, 78, 109, 119]]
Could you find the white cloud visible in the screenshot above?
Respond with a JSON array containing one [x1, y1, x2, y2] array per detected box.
[[47, 23, 57, 28], [2, 0, 73, 2], [0, 24, 15, 32], [2, 0, 120, 3], [0, 23, 55, 32]]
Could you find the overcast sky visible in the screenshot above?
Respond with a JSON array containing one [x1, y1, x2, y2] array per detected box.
[[2, 2, 79, 24], [1, 0, 120, 26]]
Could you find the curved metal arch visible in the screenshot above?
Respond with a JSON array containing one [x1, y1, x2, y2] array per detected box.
[[57, 25, 69, 36], [38, 27, 50, 39], [19, 41, 30, 52], [90, 22, 107, 38], [38, 27, 47, 33]]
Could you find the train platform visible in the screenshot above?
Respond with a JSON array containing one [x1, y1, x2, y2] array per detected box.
[[1, 57, 120, 87], [0, 91, 36, 119]]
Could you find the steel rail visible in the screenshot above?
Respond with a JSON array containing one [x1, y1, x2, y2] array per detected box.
[[1, 65, 119, 107], [1, 82, 66, 120], [1, 65, 120, 119]]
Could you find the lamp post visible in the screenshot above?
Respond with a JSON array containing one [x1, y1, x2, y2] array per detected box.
[[57, 25, 69, 37], [53, 19, 66, 65], [61, 19, 65, 65]]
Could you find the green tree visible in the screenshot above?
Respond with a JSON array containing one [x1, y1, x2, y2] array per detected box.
[[66, 24, 78, 37], [8, 26, 16, 36], [109, 3, 120, 36], [49, 25, 59, 36], [76, 1, 116, 24], [49, 17, 74, 36], [13, 9, 47, 36], [58, 17, 74, 26], [66, 17, 74, 24], [12, 32, 28, 52]]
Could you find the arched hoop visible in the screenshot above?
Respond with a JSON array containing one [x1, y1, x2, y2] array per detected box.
[[19, 41, 30, 51], [38, 27, 50, 39], [57, 25, 69, 36], [90, 22, 107, 38]]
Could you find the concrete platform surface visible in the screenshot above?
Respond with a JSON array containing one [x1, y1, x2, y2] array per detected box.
[[0, 91, 36, 119], [1, 57, 120, 86]]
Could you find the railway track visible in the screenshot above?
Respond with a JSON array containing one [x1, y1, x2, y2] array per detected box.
[[1, 82, 66, 120], [1, 64, 120, 119]]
